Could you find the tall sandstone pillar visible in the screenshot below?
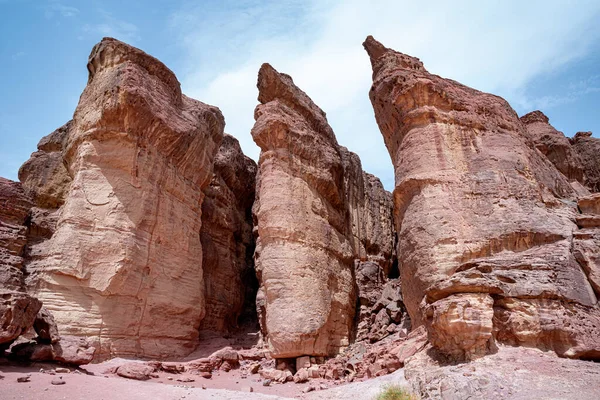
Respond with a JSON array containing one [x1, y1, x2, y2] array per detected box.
[[23, 38, 224, 359], [251, 64, 394, 358], [364, 36, 600, 361]]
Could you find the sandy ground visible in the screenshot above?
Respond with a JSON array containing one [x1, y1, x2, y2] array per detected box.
[[0, 359, 406, 400]]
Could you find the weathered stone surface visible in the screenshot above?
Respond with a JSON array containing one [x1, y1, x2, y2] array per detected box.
[[10, 335, 95, 365], [0, 178, 42, 346], [405, 345, 600, 400], [33, 306, 60, 344], [24, 37, 224, 359], [199, 134, 257, 332], [364, 35, 600, 361], [520, 111, 584, 183], [116, 362, 156, 381], [251, 63, 394, 358], [18, 122, 72, 209], [571, 131, 600, 192]]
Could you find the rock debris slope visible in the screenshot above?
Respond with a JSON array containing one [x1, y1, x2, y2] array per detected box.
[[21, 38, 225, 359], [251, 63, 395, 358], [363, 35, 600, 361]]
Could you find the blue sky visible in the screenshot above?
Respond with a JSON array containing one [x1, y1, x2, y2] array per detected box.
[[1, 0, 599, 190]]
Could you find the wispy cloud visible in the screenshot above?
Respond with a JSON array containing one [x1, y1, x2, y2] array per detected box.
[[517, 75, 600, 111], [11, 51, 25, 61], [44, 2, 79, 19], [170, 0, 600, 190], [81, 10, 139, 43]]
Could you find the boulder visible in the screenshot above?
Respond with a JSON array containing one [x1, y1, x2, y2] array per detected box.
[[520, 111, 584, 183], [116, 362, 156, 381], [33, 307, 60, 344]]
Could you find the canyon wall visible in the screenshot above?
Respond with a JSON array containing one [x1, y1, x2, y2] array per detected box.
[[251, 64, 395, 358], [199, 134, 257, 332], [22, 38, 224, 359], [0, 178, 41, 347], [363, 36, 600, 361]]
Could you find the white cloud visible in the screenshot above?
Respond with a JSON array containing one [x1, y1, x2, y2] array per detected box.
[[44, 2, 79, 19], [11, 51, 25, 60], [171, 0, 600, 191], [82, 10, 139, 43]]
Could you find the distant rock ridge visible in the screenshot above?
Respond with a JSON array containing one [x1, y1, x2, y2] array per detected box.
[[520, 110, 585, 184]]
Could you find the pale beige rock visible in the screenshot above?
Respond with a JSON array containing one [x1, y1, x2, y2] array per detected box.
[[24, 37, 224, 359], [251, 63, 394, 358], [363, 35, 600, 361]]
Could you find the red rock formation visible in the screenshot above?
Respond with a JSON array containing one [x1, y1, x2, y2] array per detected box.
[[571, 131, 600, 192], [251, 64, 395, 358], [18, 122, 72, 209], [0, 178, 42, 347], [23, 38, 224, 359], [199, 134, 257, 332], [520, 111, 584, 183], [364, 36, 600, 361]]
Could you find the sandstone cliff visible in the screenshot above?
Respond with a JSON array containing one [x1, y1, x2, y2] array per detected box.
[[364, 36, 600, 361], [0, 178, 41, 347], [251, 63, 395, 358], [200, 133, 258, 332], [22, 38, 224, 359]]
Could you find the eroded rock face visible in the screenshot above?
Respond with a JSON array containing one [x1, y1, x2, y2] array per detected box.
[[199, 134, 258, 332], [0, 178, 42, 347], [520, 111, 584, 183], [251, 64, 395, 358], [24, 37, 224, 359], [18, 122, 72, 209], [571, 131, 600, 192], [364, 36, 600, 361]]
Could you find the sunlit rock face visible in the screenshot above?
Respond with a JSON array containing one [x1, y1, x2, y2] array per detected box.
[[251, 64, 395, 358], [23, 38, 224, 359], [364, 35, 600, 361]]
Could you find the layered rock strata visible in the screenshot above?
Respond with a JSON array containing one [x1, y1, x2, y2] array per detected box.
[[22, 38, 224, 359], [199, 134, 258, 332], [0, 178, 41, 347], [251, 64, 395, 358], [364, 36, 600, 361]]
